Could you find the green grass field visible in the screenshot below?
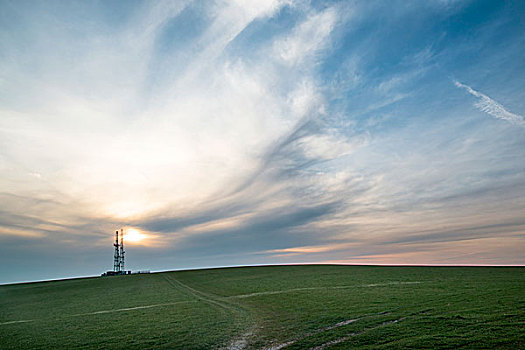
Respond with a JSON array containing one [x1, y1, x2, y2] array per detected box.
[[0, 265, 523, 349]]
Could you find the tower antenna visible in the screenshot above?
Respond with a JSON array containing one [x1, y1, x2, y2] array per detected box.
[[113, 230, 120, 272], [119, 228, 125, 272]]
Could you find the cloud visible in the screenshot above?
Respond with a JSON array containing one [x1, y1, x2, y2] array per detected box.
[[454, 80, 525, 127], [274, 6, 338, 66], [0, 1, 352, 239], [1, 1, 525, 282]]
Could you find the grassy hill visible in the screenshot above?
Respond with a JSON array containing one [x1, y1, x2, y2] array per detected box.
[[0, 265, 523, 349]]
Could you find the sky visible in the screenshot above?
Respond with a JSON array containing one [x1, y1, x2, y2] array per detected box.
[[1, 0, 524, 284]]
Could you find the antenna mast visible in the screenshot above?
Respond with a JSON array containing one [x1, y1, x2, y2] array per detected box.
[[113, 230, 120, 272], [119, 228, 125, 272], [102, 228, 133, 277]]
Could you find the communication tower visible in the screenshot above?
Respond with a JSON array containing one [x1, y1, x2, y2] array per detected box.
[[113, 230, 120, 272], [119, 228, 125, 272], [102, 228, 132, 276]]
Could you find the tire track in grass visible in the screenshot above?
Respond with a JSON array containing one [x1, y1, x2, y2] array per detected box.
[[68, 300, 197, 317], [307, 317, 407, 350], [265, 311, 392, 350], [266, 310, 432, 350], [305, 309, 431, 350], [0, 301, 197, 325], [229, 282, 422, 299], [0, 319, 34, 325], [162, 274, 256, 350], [266, 319, 361, 350]]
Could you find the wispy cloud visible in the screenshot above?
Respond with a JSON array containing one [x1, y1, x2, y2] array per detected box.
[[1, 0, 525, 283], [454, 80, 525, 127], [274, 6, 338, 66]]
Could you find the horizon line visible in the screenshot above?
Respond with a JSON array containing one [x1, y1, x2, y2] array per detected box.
[[2, 262, 524, 286]]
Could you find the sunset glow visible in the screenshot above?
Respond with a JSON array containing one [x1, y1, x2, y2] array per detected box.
[[124, 229, 146, 244], [1, 0, 524, 284]]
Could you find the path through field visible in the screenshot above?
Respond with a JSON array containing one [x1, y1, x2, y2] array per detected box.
[[0, 265, 523, 349], [162, 274, 256, 350]]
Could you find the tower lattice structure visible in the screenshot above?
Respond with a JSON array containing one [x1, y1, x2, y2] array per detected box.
[[119, 228, 125, 272], [113, 230, 120, 272]]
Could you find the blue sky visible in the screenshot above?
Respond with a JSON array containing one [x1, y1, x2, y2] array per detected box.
[[1, 0, 524, 283]]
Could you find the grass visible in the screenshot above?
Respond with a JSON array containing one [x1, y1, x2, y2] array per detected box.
[[0, 265, 523, 349]]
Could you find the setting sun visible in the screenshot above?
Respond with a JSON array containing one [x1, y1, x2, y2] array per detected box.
[[124, 229, 145, 243]]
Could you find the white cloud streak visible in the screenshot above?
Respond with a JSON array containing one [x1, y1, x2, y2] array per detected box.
[[455, 80, 525, 127], [274, 6, 338, 66]]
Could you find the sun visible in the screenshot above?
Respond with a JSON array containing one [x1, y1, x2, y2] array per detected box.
[[124, 229, 145, 243]]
